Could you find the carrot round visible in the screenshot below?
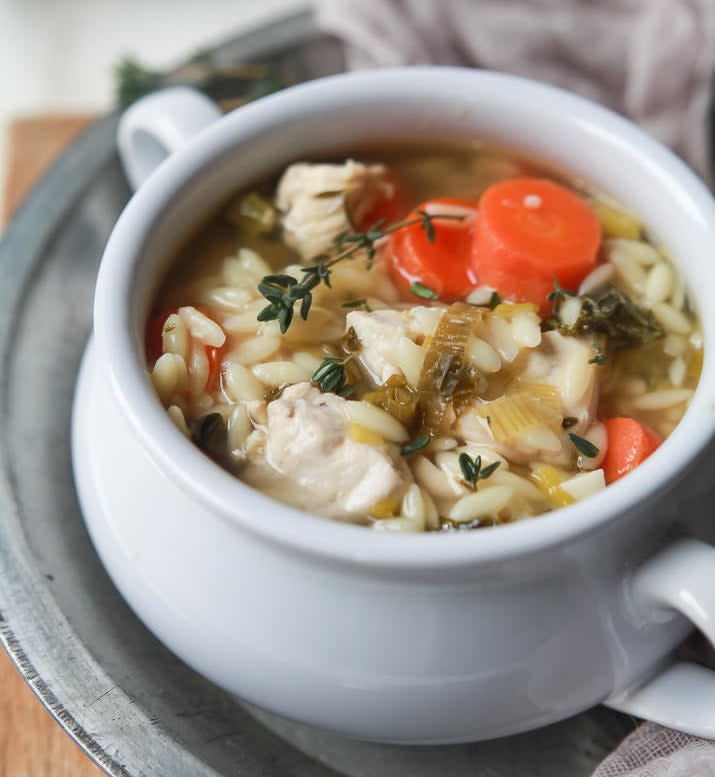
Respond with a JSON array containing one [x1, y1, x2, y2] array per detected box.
[[387, 197, 478, 301], [471, 178, 601, 311], [602, 417, 661, 484]]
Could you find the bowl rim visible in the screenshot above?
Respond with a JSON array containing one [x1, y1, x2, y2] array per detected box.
[[94, 66, 715, 569]]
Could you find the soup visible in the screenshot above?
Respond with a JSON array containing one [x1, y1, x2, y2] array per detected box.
[[146, 143, 702, 532]]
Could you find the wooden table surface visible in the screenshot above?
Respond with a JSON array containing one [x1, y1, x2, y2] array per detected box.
[[0, 115, 105, 777]]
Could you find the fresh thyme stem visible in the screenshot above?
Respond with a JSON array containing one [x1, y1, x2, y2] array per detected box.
[[256, 212, 465, 333]]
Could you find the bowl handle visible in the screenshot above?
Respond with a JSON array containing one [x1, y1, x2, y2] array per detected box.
[[116, 87, 222, 191], [606, 538, 715, 737]]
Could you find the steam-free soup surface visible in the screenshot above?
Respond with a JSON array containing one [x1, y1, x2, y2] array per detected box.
[[147, 142, 702, 532]]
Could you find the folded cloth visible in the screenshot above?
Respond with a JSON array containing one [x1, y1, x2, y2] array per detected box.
[[592, 723, 715, 777], [314, 4, 715, 773], [316, 0, 715, 184]]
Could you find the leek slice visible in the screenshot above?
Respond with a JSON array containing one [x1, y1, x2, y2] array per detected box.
[[473, 392, 561, 443], [530, 464, 575, 507], [417, 302, 483, 436]]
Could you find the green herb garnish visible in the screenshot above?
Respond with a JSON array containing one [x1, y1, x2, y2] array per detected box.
[[312, 356, 353, 396], [569, 433, 599, 458], [401, 435, 431, 456], [544, 282, 663, 350], [410, 282, 439, 300], [363, 376, 419, 426], [256, 212, 463, 333], [458, 453, 501, 490], [488, 291, 502, 310], [115, 55, 283, 108], [546, 277, 576, 308]]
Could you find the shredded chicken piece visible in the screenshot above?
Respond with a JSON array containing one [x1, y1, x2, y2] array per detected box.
[[275, 160, 394, 261], [346, 306, 445, 385], [241, 383, 407, 517]]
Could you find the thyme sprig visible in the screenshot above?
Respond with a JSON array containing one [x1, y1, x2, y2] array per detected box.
[[257, 212, 465, 333], [312, 356, 354, 397], [459, 453, 501, 491], [115, 54, 283, 108]]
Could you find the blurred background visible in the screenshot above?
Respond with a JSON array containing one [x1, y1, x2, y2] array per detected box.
[[0, 0, 308, 214]]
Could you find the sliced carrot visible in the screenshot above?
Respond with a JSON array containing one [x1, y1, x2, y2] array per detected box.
[[471, 178, 601, 312], [386, 197, 479, 301], [602, 417, 661, 484], [146, 307, 225, 392]]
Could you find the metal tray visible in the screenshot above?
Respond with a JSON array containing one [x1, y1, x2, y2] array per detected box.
[[0, 9, 660, 776]]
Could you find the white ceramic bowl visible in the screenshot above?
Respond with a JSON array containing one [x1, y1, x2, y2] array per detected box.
[[73, 68, 715, 744]]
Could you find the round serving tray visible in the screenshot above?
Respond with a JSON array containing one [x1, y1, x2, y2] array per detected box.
[[4, 8, 711, 776]]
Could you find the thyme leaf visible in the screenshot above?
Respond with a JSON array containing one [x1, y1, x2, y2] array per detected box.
[[569, 433, 599, 458], [410, 281, 438, 300], [312, 356, 352, 395], [416, 209, 436, 242], [401, 434, 431, 456], [488, 291, 502, 310], [256, 212, 464, 333], [459, 452, 500, 490]]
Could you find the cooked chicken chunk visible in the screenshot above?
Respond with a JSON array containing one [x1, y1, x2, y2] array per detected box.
[[457, 331, 599, 466], [346, 306, 445, 385], [518, 331, 599, 426], [275, 160, 394, 261], [242, 383, 407, 517]]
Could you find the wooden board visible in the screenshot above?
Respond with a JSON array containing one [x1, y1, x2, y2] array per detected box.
[[0, 115, 104, 777]]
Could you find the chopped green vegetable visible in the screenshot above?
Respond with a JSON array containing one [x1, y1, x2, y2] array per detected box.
[[544, 282, 663, 350], [488, 291, 502, 310], [226, 191, 277, 234], [363, 375, 420, 426], [417, 302, 482, 437], [569, 433, 599, 458], [591, 200, 642, 240]]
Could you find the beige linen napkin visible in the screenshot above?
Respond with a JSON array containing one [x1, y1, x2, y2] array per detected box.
[[315, 1, 715, 773], [316, 0, 715, 185]]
